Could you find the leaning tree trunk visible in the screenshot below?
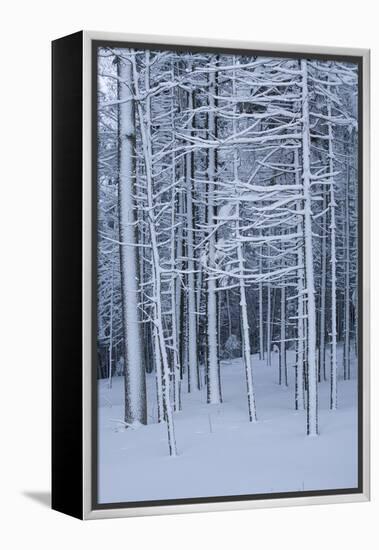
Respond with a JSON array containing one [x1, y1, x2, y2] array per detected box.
[[117, 54, 147, 425], [232, 60, 257, 421], [131, 52, 177, 455], [236, 206, 257, 422]]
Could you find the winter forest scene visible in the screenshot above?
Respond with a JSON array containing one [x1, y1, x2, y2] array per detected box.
[[96, 45, 359, 504]]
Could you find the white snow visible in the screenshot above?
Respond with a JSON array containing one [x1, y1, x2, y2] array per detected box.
[[98, 347, 358, 503]]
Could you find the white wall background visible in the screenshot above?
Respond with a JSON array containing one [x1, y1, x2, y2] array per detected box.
[[1, 1, 376, 548]]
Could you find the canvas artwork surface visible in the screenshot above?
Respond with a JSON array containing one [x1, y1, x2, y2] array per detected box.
[[95, 43, 360, 506]]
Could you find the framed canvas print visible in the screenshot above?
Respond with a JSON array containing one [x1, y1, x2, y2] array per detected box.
[[52, 31, 370, 519]]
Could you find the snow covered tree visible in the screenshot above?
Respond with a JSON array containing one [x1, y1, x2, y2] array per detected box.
[[117, 53, 147, 426], [96, 47, 358, 457]]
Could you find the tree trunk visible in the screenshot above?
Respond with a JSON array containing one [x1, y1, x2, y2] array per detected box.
[[319, 189, 327, 383], [259, 240, 264, 360], [117, 54, 147, 426], [131, 52, 177, 455], [108, 248, 115, 389], [206, 64, 222, 404], [327, 91, 338, 410], [301, 59, 318, 435], [185, 86, 199, 392], [344, 140, 351, 380], [279, 284, 287, 386], [266, 279, 272, 366], [295, 149, 305, 410]]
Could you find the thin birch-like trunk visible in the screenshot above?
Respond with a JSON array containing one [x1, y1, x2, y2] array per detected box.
[[170, 170, 181, 410], [206, 64, 222, 404], [153, 308, 164, 422], [226, 289, 232, 339], [108, 249, 115, 389], [279, 284, 287, 386], [259, 239, 264, 360], [327, 90, 338, 411], [186, 85, 199, 393], [132, 52, 177, 455], [266, 279, 272, 366], [170, 63, 181, 410], [344, 146, 351, 380], [301, 59, 318, 435], [319, 190, 327, 382], [236, 203, 257, 421], [232, 61, 257, 421], [295, 149, 305, 410]]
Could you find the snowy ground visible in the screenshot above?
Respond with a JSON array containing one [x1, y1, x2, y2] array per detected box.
[[98, 347, 358, 504]]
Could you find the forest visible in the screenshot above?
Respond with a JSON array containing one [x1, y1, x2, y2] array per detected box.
[[96, 46, 358, 502]]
